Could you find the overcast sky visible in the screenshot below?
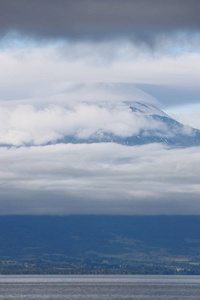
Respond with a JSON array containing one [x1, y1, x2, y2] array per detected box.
[[0, 0, 200, 215]]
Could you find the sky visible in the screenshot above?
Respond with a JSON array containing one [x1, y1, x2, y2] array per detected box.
[[0, 0, 200, 215]]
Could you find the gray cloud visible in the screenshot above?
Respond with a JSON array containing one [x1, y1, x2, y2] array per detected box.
[[0, 143, 200, 215], [0, 0, 200, 43]]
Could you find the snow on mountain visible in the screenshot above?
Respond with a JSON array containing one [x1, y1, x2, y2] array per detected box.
[[58, 101, 200, 147]]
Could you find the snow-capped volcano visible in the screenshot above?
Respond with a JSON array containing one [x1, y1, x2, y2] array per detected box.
[[58, 100, 200, 147]]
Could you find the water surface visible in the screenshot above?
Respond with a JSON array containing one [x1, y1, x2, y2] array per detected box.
[[0, 275, 199, 299]]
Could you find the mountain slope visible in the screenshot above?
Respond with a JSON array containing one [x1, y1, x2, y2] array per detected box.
[[58, 101, 200, 147]]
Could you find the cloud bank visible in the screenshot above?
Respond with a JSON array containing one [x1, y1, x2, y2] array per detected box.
[[0, 143, 200, 215]]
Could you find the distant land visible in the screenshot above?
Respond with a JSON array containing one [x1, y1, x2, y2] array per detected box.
[[1, 215, 200, 274]]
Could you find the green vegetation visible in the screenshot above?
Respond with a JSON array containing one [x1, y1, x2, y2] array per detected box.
[[1, 215, 200, 274]]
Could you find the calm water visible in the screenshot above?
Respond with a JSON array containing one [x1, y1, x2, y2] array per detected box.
[[0, 275, 200, 299]]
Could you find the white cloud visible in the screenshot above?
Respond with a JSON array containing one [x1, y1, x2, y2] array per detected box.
[[0, 43, 200, 106], [0, 143, 200, 214], [0, 97, 192, 146]]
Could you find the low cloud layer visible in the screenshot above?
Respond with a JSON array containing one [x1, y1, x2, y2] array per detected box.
[[0, 98, 193, 146], [0, 143, 200, 215]]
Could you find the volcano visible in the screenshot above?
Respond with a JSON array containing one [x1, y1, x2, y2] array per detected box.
[[58, 101, 200, 147]]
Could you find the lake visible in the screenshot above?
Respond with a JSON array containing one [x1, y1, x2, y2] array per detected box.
[[0, 275, 199, 299]]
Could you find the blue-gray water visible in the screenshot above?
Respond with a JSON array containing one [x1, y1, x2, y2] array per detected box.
[[0, 275, 200, 299]]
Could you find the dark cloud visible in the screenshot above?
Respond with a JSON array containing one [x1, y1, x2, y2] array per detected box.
[[0, 0, 200, 41]]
